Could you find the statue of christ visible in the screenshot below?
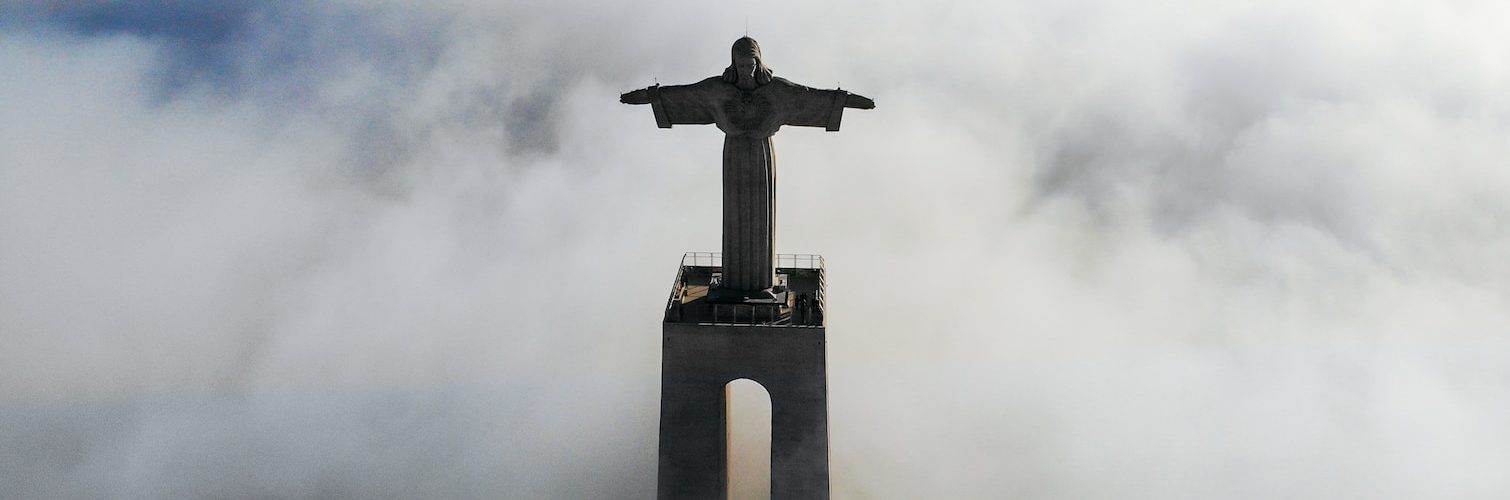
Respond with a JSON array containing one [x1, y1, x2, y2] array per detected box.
[[621, 37, 874, 303]]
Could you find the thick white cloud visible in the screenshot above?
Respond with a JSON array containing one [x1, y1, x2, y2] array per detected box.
[[3, 1, 1510, 498]]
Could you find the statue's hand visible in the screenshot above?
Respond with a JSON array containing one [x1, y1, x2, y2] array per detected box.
[[844, 93, 875, 110], [620, 88, 651, 105]]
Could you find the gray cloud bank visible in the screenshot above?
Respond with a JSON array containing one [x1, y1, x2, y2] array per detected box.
[[3, 1, 1510, 498]]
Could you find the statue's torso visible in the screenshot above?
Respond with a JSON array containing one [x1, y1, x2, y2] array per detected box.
[[687, 77, 808, 138]]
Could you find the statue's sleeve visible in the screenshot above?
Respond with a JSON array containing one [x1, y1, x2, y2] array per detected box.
[[778, 81, 849, 132], [648, 81, 717, 128]]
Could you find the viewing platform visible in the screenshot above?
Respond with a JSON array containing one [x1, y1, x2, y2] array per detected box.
[[663, 252, 826, 327]]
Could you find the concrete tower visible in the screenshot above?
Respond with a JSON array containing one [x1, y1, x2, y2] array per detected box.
[[658, 252, 829, 499], [620, 36, 871, 500]]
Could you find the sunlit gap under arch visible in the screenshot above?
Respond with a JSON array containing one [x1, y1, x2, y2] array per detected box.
[[726, 378, 771, 500]]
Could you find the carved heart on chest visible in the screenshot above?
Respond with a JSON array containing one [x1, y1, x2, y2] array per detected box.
[[723, 92, 774, 131]]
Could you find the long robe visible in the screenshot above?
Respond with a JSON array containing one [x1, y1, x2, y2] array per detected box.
[[646, 76, 850, 293]]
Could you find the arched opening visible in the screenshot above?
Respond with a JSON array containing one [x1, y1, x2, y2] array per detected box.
[[725, 378, 771, 500]]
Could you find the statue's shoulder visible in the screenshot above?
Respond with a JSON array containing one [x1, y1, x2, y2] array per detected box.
[[769, 76, 800, 87], [689, 76, 727, 89], [763, 77, 825, 96], [659, 77, 732, 103], [671, 76, 731, 96], [662, 76, 726, 91]]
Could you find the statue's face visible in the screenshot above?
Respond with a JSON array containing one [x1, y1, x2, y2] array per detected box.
[[734, 55, 757, 80]]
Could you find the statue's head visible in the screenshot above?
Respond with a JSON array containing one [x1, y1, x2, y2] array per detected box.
[[723, 36, 773, 87]]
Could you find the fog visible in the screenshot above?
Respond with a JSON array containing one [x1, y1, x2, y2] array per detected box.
[[3, 1, 1510, 498]]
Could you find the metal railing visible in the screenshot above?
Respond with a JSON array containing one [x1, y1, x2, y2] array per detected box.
[[776, 253, 825, 270], [680, 252, 722, 268], [665, 252, 827, 327], [679, 252, 825, 271]]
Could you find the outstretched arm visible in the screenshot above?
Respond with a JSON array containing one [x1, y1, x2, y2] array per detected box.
[[620, 88, 651, 105], [777, 80, 874, 131], [620, 81, 717, 128], [844, 93, 875, 109]]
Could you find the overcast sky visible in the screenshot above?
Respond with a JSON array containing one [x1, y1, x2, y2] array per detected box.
[[4, 1, 1510, 498]]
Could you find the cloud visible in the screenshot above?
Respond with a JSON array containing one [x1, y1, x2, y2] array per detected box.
[[4, 1, 1510, 498]]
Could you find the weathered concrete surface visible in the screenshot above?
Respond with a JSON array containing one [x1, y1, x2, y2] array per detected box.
[[658, 322, 829, 500]]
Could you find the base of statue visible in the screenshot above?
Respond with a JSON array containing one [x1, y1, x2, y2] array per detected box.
[[664, 253, 825, 327], [706, 285, 787, 304]]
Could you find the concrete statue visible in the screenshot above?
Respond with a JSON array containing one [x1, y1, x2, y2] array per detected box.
[[622, 37, 874, 303]]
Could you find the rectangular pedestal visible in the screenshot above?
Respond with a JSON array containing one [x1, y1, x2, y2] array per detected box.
[[657, 323, 829, 500]]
